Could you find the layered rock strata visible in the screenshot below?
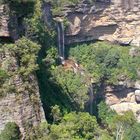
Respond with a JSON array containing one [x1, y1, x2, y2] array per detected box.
[[63, 0, 140, 46], [0, 4, 18, 40], [0, 47, 45, 138], [105, 81, 140, 122]]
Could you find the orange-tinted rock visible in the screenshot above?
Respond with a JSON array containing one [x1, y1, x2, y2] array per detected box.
[[64, 0, 140, 46]]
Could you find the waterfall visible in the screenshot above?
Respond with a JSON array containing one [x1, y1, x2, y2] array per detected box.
[[57, 22, 61, 57], [57, 22, 65, 62], [89, 84, 94, 115]]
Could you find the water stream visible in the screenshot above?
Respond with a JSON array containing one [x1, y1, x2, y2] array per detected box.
[[57, 20, 94, 115], [89, 84, 94, 115], [57, 22, 65, 62]]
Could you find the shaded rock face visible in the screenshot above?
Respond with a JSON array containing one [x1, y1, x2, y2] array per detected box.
[[42, 2, 53, 28], [105, 83, 140, 122], [0, 5, 9, 37], [0, 48, 45, 138], [64, 0, 140, 46], [0, 4, 18, 40]]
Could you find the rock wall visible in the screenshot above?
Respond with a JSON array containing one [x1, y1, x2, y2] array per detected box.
[[105, 81, 140, 122], [0, 4, 46, 138], [0, 47, 45, 138], [0, 4, 18, 40], [63, 0, 140, 46], [52, 0, 140, 120], [0, 5, 10, 37]]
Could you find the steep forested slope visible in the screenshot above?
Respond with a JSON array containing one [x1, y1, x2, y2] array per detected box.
[[0, 0, 140, 140]]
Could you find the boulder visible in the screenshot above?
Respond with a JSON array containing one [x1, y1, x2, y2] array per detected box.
[[135, 90, 140, 103], [135, 81, 140, 89], [105, 85, 140, 121]]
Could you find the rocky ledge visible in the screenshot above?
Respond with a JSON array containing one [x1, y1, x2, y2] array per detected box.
[[0, 47, 45, 139], [0, 4, 18, 40], [0, 5, 10, 37], [63, 0, 140, 46], [105, 80, 140, 122]]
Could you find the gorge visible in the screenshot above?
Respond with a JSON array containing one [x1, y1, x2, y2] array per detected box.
[[57, 21, 65, 60], [0, 0, 140, 139], [55, 0, 140, 121]]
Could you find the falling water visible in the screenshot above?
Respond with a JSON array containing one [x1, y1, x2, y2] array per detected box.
[[61, 22, 65, 59], [89, 84, 94, 115], [57, 22, 65, 62], [57, 22, 61, 57]]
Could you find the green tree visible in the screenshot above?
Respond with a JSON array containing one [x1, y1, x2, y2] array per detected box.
[[24, 121, 49, 140], [15, 37, 40, 77], [113, 111, 137, 140], [0, 69, 8, 85], [124, 123, 140, 140], [51, 105, 62, 123], [0, 122, 21, 140], [51, 67, 89, 110], [98, 101, 116, 126], [48, 112, 99, 140], [104, 48, 120, 68], [69, 42, 140, 84]]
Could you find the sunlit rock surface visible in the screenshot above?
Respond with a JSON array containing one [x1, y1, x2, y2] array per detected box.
[[0, 5, 10, 37], [0, 48, 45, 138], [105, 82, 140, 122], [0, 4, 18, 40], [64, 0, 140, 46]]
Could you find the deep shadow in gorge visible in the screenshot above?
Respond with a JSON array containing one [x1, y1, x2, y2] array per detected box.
[[36, 46, 82, 122], [35, 0, 135, 121]]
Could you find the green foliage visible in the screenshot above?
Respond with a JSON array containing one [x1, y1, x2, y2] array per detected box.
[[98, 101, 117, 126], [0, 37, 40, 98], [46, 0, 95, 15], [0, 69, 8, 85], [0, 0, 35, 15], [25, 0, 56, 45], [98, 101, 140, 140], [43, 47, 58, 67], [51, 105, 62, 123], [0, 0, 34, 3], [113, 111, 138, 140], [0, 69, 9, 97], [69, 42, 140, 84], [0, 122, 21, 140], [15, 37, 40, 77], [51, 66, 89, 110], [104, 48, 120, 68], [48, 112, 99, 140], [113, 111, 136, 126], [124, 123, 140, 140], [24, 112, 113, 140], [1, 0, 140, 139], [25, 122, 49, 140]]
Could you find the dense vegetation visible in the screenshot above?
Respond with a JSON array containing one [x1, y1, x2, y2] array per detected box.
[[0, 0, 140, 140], [69, 42, 140, 84], [0, 122, 21, 140], [45, 0, 95, 15]]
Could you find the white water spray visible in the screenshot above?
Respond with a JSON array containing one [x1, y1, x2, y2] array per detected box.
[[89, 84, 94, 115], [57, 21, 65, 62]]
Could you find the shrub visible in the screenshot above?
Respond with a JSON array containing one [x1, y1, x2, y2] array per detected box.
[[0, 122, 21, 140]]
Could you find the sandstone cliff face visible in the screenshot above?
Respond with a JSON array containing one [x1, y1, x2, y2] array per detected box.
[[0, 47, 45, 138], [0, 5, 10, 37], [64, 0, 140, 46], [0, 4, 45, 138], [105, 81, 140, 122], [0, 4, 18, 40], [53, 0, 140, 120]]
